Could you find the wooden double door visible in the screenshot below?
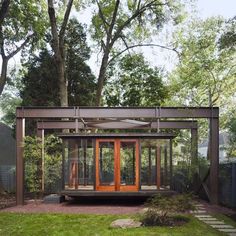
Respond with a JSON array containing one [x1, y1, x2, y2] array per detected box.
[[95, 139, 139, 191]]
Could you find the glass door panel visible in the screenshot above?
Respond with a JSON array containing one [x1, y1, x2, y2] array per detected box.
[[96, 140, 116, 191], [120, 142, 136, 185], [99, 142, 115, 186]]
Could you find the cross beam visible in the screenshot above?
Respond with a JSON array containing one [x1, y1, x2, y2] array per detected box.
[[37, 120, 198, 130]]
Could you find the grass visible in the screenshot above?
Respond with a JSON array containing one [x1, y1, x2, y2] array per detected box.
[[0, 212, 228, 236]]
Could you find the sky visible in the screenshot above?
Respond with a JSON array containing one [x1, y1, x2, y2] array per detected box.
[[197, 0, 235, 19], [0, 0, 235, 118]]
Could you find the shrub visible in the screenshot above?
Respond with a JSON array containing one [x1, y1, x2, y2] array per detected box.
[[141, 193, 195, 226]]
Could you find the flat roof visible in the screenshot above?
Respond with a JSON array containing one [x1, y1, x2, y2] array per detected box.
[[58, 133, 176, 139]]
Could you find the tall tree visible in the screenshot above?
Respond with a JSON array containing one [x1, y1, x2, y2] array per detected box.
[[0, 0, 47, 95], [90, 0, 184, 105], [47, 0, 74, 106], [169, 17, 236, 108], [21, 19, 96, 107], [105, 53, 168, 106]]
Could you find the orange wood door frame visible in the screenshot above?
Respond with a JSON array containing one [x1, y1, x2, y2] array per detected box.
[[95, 139, 139, 192], [96, 139, 116, 191], [119, 139, 139, 192]]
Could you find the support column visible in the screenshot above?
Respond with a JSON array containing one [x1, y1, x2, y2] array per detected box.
[[209, 117, 219, 204], [148, 147, 151, 186], [191, 128, 198, 192], [164, 145, 168, 186], [191, 128, 198, 165], [156, 145, 161, 190], [16, 118, 25, 205], [170, 139, 173, 189], [37, 129, 45, 192]]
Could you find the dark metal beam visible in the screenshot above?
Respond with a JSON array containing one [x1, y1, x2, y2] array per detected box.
[[17, 107, 219, 119], [37, 120, 198, 130]]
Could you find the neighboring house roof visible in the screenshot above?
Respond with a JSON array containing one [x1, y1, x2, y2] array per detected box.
[[198, 132, 229, 148], [0, 122, 16, 165]]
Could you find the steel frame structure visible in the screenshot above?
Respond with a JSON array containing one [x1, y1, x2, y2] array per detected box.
[[16, 106, 219, 205]]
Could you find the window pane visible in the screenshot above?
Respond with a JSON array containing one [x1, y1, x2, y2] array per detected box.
[[99, 142, 114, 185], [120, 142, 136, 185]]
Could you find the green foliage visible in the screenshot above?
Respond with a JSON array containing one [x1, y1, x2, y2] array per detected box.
[[90, 0, 185, 44], [1, 0, 48, 57], [104, 53, 168, 106], [169, 17, 236, 108], [44, 135, 62, 192], [24, 136, 42, 196], [24, 135, 63, 195], [226, 111, 236, 158], [0, 78, 21, 127], [142, 194, 195, 226]]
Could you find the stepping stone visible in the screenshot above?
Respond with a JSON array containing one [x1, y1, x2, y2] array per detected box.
[[218, 229, 236, 233], [229, 233, 236, 236], [110, 219, 142, 229], [195, 215, 212, 218], [197, 217, 218, 221], [202, 221, 225, 225], [210, 225, 234, 229], [191, 210, 207, 214]]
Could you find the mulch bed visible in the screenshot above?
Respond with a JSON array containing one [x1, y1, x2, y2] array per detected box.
[[1, 196, 236, 218], [0, 198, 145, 215], [0, 193, 16, 209]]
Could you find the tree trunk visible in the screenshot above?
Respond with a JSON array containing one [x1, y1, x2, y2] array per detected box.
[[57, 56, 68, 106], [96, 51, 110, 106], [0, 57, 8, 95]]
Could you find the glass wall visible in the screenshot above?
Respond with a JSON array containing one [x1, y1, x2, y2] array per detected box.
[[63, 138, 95, 190], [140, 139, 171, 190], [62, 137, 172, 192]]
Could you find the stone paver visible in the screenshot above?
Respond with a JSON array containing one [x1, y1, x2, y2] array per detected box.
[[195, 215, 212, 218], [197, 217, 218, 221], [191, 210, 207, 214], [202, 220, 225, 225], [193, 203, 236, 236], [110, 219, 142, 229], [210, 225, 234, 229], [218, 229, 236, 233]]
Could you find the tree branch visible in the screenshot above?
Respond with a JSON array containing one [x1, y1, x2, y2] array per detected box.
[[59, 0, 73, 40], [96, 0, 109, 35], [6, 33, 34, 59], [109, 0, 120, 35], [112, 0, 168, 44], [48, 0, 59, 55], [108, 43, 180, 65]]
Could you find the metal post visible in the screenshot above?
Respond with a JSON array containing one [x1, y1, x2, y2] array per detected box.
[[148, 147, 151, 186], [170, 139, 173, 189], [164, 145, 168, 186], [156, 145, 161, 190], [41, 129, 45, 192], [83, 139, 87, 186], [16, 118, 25, 205], [209, 117, 219, 204], [191, 128, 198, 192], [191, 128, 198, 165]]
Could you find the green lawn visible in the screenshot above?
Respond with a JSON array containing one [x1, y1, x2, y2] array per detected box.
[[0, 212, 227, 236]]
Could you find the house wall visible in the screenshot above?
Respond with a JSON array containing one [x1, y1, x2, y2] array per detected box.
[[0, 123, 16, 192]]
